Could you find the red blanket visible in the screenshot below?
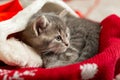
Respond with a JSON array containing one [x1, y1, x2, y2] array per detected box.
[[0, 0, 120, 80]]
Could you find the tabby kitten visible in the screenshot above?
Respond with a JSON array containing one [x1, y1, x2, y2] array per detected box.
[[17, 12, 100, 68], [42, 16, 100, 68]]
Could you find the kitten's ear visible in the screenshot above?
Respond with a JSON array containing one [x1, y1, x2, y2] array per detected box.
[[33, 15, 49, 36]]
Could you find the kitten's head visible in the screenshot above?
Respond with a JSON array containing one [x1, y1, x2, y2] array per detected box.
[[23, 13, 70, 54]]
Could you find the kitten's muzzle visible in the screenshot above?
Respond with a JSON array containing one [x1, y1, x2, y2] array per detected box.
[[64, 43, 69, 46], [63, 41, 70, 47]]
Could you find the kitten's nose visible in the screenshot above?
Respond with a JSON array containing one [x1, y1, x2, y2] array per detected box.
[[63, 40, 69, 47], [66, 43, 69, 46], [64, 42, 69, 47]]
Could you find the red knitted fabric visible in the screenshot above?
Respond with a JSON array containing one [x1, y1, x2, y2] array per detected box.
[[0, 0, 120, 80]]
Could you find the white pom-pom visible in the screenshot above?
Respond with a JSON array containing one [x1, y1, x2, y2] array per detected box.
[[80, 63, 98, 80]]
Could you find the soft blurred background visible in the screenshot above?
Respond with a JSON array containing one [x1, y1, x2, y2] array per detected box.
[[65, 0, 120, 21], [0, 0, 120, 22]]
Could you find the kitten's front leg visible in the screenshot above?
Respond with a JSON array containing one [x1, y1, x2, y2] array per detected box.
[[46, 48, 79, 68], [60, 49, 79, 62], [46, 53, 78, 68]]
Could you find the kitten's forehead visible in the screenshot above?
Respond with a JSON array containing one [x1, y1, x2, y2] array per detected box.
[[46, 15, 67, 32]]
